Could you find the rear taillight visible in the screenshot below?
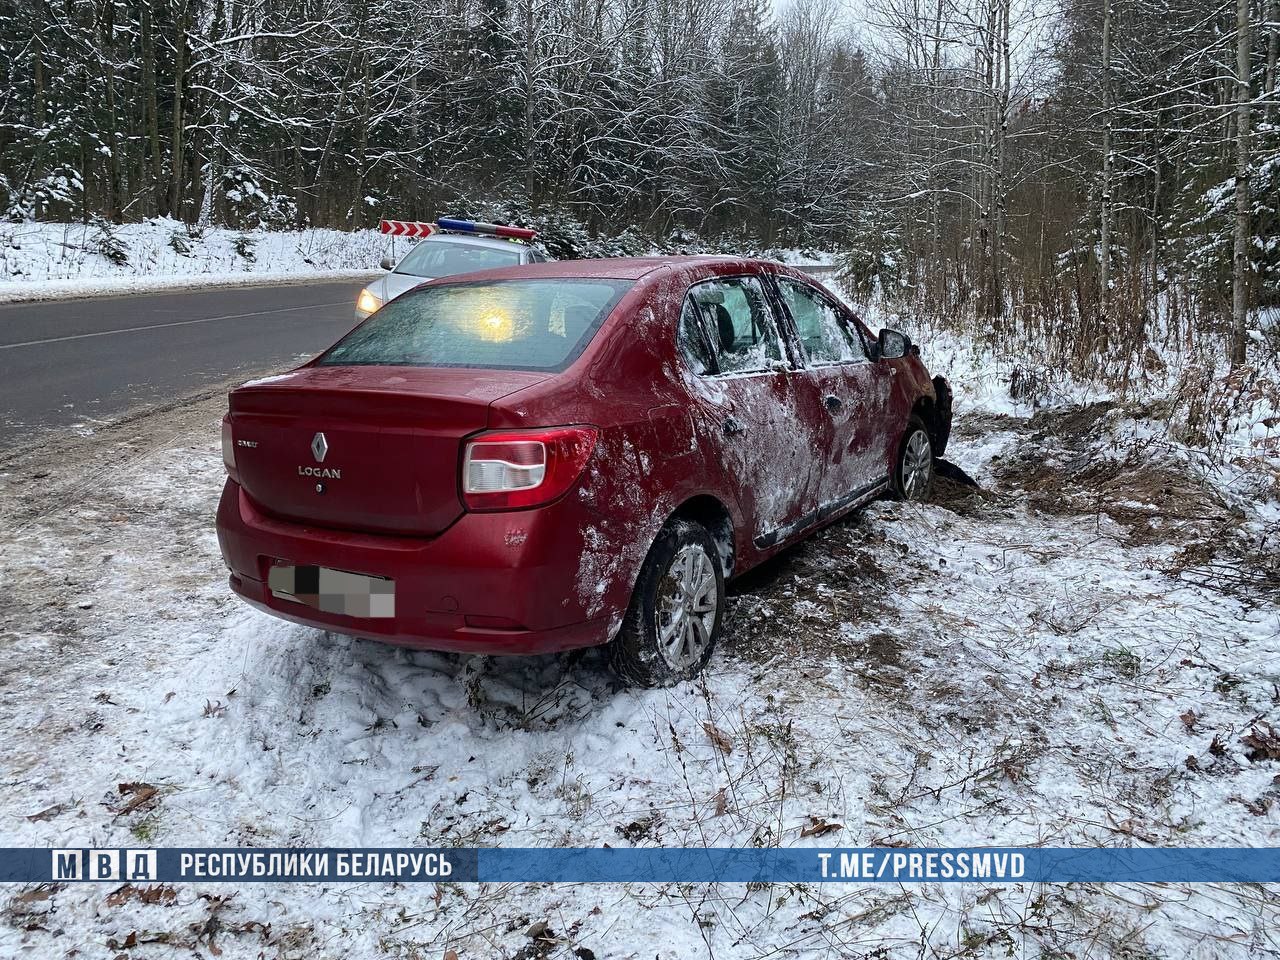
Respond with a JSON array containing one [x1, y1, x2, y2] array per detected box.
[[221, 416, 238, 479], [462, 426, 598, 511], [221, 414, 236, 471]]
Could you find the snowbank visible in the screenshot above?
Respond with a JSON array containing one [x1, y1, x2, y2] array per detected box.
[[0, 219, 386, 303], [0, 218, 837, 304], [0, 270, 382, 304]]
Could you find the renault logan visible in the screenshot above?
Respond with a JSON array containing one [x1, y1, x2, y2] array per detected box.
[[216, 257, 952, 686]]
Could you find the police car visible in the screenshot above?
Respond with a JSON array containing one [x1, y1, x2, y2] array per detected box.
[[355, 218, 548, 319]]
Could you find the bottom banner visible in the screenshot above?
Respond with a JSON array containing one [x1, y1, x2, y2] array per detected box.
[[0, 847, 1276, 884]]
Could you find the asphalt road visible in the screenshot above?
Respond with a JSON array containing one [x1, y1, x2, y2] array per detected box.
[[0, 281, 369, 454]]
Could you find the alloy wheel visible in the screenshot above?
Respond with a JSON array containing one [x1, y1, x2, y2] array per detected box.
[[656, 544, 718, 670], [902, 429, 932, 500]]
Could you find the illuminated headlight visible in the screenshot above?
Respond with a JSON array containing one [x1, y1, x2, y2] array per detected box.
[[356, 288, 382, 314]]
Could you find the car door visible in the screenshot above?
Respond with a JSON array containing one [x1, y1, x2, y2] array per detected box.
[[771, 274, 895, 510], [677, 275, 822, 550]]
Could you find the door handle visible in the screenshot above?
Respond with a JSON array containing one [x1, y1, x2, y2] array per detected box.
[[722, 416, 746, 436], [823, 394, 842, 413]]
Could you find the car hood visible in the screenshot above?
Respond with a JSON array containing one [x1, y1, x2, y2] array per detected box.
[[370, 271, 433, 305]]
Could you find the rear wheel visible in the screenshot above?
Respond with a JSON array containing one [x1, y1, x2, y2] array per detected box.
[[609, 519, 724, 687], [891, 415, 934, 501]]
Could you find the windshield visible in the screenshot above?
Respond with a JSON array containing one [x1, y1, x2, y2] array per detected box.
[[393, 240, 522, 278], [318, 279, 633, 371]]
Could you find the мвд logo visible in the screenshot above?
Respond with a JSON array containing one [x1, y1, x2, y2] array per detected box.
[[51, 849, 158, 881]]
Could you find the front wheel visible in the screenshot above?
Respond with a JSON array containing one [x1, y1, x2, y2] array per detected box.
[[609, 519, 725, 687], [891, 416, 934, 502]]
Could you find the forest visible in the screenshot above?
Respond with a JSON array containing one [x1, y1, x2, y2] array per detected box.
[[1, 0, 1278, 372]]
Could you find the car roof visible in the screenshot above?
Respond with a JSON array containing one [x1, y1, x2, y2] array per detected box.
[[413, 255, 775, 284], [418, 231, 531, 252]]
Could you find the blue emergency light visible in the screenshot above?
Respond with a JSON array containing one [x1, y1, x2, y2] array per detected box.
[[435, 218, 538, 241]]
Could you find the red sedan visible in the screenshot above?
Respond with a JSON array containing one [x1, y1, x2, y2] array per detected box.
[[216, 257, 952, 686]]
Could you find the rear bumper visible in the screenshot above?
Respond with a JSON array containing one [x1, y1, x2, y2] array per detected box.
[[216, 481, 614, 654]]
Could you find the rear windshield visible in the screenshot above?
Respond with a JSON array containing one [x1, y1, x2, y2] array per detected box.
[[318, 279, 632, 371], [394, 240, 521, 278]]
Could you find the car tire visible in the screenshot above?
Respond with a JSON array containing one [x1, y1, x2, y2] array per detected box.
[[609, 519, 725, 687], [890, 415, 934, 502]]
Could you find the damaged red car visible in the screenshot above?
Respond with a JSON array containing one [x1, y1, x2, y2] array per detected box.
[[216, 257, 952, 686]]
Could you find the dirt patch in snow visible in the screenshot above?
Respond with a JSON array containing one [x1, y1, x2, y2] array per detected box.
[[725, 516, 913, 675], [948, 410, 1026, 440], [991, 401, 1241, 545], [931, 465, 1000, 518], [981, 401, 1280, 609]]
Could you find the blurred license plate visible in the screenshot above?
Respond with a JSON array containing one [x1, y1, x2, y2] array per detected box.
[[268, 564, 395, 618]]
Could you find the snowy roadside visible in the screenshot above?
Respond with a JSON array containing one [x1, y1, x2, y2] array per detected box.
[[1, 367, 1278, 957], [0, 270, 380, 306], [0, 220, 384, 304], [0, 218, 840, 306]]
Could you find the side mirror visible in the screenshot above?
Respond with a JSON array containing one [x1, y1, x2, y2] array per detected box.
[[878, 328, 910, 360], [379, 256, 396, 271]]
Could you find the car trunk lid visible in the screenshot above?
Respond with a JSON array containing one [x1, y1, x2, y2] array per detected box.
[[228, 365, 547, 536]]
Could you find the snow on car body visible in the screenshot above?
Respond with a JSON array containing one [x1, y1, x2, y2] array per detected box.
[[217, 256, 953, 685]]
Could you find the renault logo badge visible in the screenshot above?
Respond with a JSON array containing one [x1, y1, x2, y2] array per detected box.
[[311, 432, 329, 463]]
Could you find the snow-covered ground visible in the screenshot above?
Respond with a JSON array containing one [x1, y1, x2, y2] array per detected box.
[[0, 220, 383, 303], [2, 337, 1278, 957]]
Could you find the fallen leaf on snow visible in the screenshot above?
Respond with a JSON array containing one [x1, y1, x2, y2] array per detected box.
[[615, 810, 661, 843], [1179, 709, 1198, 733], [1228, 795, 1272, 817], [703, 721, 733, 755], [26, 802, 72, 822], [868, 836, 912, 847], [115, 782, 158, 816], [1241, 722, 1280, 762], [11, 886, 59, 905], [799, 817, 843, 838], [1107, 815, 1160, 843], [105, 884, 176, 907], [712, 788, 728, 817]]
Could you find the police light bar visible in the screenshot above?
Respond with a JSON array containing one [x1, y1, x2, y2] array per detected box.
[[436, 218, 538, 241]]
